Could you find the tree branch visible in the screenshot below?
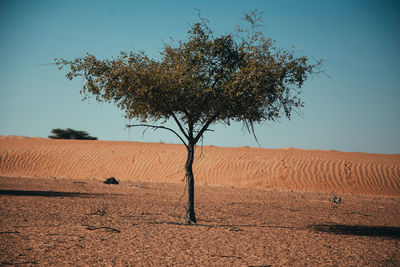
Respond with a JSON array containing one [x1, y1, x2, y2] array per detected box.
[[193, 113, 219, 144], [171, 113, 190, 140], [125, 124, 188, 149]]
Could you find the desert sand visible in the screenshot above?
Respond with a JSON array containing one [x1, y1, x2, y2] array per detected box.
[[1, 136, 399, 266], [1, 135, 399, 196]]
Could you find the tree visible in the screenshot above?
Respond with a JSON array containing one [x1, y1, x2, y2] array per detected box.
[[55, 10, 321, 224], [49, 128, 97, 140]]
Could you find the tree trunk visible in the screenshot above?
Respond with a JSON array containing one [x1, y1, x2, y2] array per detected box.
[[184, 143, 196, 224]]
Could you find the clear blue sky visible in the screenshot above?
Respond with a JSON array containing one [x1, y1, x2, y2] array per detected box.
[[1, 0, 399, 154]]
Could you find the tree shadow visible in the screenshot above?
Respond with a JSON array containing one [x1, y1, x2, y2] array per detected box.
[[153, 220, 400, 240], [150, 221, 300, 231], [0, 189, 103, 198], [311, 224, 400, 239]]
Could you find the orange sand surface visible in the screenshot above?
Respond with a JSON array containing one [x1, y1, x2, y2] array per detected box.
[[1, 177, 399, 266], [1, 135, 399, 196], [1, 136, 400, 265]]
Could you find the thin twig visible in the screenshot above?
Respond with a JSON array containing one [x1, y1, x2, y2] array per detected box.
[[81, 225, 120, 233]]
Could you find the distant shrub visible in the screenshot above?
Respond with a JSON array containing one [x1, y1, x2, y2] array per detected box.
[[48, 128, 97, 140]]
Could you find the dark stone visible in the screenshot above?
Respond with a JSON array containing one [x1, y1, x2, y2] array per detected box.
[[103, 177, 119, 185]]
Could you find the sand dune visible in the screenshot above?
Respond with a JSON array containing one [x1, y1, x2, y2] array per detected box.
[[1, 135, 399, 196]]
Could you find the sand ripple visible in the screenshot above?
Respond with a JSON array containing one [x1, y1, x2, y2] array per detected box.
[[1, 136, 399, 196]]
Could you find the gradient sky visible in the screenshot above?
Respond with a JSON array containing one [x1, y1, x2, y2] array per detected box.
[[0, 0, 399, 154]]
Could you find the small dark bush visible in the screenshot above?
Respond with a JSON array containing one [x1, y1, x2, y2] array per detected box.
[[49, 128, 97, 140]]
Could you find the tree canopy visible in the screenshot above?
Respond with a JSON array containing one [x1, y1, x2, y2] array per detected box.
[[55, 10, 321, 223], [55, 11, 320, 147]]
